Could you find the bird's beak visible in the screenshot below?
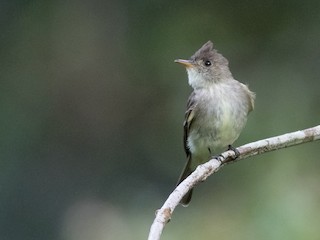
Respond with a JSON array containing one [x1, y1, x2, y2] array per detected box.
[[174, 59, 194, 68]]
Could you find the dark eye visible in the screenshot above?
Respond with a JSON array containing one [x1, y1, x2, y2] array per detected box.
[[204, 60, 211, 66]]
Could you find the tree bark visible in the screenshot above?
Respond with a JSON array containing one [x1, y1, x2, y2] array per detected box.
[[148, 125, 320, 240]]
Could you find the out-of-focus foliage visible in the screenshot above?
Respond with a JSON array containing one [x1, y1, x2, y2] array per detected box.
[[1, 0, 319, 239]]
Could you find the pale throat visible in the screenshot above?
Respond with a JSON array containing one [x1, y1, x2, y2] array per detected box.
[[187, 68, 204, 88], [186, 68, 217, 89]]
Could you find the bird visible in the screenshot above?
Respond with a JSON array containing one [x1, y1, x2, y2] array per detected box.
[[175, 41, 255, 206]]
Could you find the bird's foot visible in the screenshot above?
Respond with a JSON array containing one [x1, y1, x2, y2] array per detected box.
[[208, 147, 222, 162], [228, 145, 240, 159], [210, 154, 224, 163]]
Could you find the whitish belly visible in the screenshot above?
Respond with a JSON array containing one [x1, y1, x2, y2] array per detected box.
[[187, 107, 245, 162]]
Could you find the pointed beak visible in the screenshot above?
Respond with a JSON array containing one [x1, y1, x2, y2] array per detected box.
[[174, 59, 194, 68]]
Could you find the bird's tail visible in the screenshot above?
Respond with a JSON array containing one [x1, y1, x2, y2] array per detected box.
[[176, 156, 193, 207]]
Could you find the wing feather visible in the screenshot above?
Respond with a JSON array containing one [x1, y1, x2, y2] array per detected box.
[[183, 92, 196, 157]]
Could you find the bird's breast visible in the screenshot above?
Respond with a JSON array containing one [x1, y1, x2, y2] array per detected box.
[[187, 83, 249, 160]]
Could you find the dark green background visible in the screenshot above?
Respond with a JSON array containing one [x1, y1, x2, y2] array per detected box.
[[1, 1, 320, 239]]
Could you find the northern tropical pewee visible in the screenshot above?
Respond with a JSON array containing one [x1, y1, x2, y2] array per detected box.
[[175, 41, 255, 206]]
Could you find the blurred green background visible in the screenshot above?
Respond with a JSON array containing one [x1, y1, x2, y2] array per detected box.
[[1, 0, 320, 239]]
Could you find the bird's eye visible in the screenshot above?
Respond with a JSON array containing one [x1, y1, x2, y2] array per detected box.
[[204, 60, 211, 66]]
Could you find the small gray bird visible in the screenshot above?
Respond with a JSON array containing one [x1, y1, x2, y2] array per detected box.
[[175, 41, 255, 206]]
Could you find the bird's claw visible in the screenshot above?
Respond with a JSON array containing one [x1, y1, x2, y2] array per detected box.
[[228, 145, 240, 159]]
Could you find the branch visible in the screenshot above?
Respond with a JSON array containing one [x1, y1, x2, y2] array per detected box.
[[148, 125, 320, 240]]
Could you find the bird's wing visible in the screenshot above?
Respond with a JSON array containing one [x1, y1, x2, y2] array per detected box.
[[183, 91, 196, 157]]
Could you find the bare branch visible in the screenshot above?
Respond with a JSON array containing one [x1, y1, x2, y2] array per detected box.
[[148, 125, 320, 240]]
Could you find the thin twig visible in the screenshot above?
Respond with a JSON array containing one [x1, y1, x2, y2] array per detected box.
[[148, 125, 320, 240]]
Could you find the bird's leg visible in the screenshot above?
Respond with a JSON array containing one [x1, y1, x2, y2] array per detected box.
[[208, 147, 212, 155], [208, 148, 224, 163], [228, 145, 240, 159]]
